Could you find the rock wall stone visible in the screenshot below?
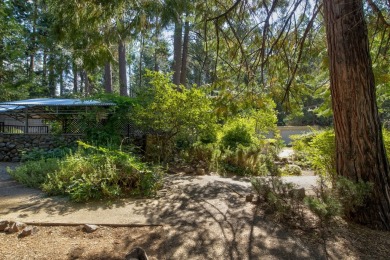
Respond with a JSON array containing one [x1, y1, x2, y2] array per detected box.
[[0, 133, 81, 162]]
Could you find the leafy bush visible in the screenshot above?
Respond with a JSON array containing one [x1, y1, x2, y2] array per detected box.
[[291, 129, 335, 179], [305, 176, 372, 223], [221, 145, 278, 176], [133, 71, 217, 162], [83, 94, 136, 146], [305, 190, 342, 222], [335, 177, 373, 218], [8, 142, 163, 202], [309, 130, 336, 178], [21, 147, 73, 161], [8, 159, 60, 188], [221, 124, 252, 150], [251, 177, 304, 221], [186, 142, 221, 171], [281, 164, 302, 176]]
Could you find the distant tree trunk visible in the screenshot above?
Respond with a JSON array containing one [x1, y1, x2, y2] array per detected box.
[[72, 63, 78, 93], [104, 62, 112, 93], [84, 71, 90, 95], [118, 39, 128, 96], [128, 55, 133, 97], [154, 16, 160, 72], [59, 71, 64, 96], [79, 70, 84, 94], [180, 20, 190, 86], [139, 35, 144, 88], [172, 20, 182, 86], [48, 55, 56, 97], [42, 50, 47, 87], [324, 0, 390, 230], [0, 39, 5, 83], [29, 0, 38, 77]]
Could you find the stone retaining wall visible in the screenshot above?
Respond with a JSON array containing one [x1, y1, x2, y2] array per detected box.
[[0, 134, 81, 162]]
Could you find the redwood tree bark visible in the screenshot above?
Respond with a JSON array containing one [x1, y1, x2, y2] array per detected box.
[[324, 0, 390, 230]]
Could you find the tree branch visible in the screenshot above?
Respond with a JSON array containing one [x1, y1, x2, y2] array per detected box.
[[367, 0, 390, 27], [206, 0, 242, 21]]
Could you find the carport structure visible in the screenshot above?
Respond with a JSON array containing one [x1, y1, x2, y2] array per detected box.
[[0, 98, 115, 134]]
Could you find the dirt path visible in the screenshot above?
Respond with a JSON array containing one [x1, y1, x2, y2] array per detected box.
[[0, 163, 331, 259]]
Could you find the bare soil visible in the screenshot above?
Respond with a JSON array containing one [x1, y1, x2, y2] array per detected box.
[[1, 217, 390, 259]]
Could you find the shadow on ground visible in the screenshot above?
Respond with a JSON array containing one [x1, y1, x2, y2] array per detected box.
[[1, 162, 326, 259]]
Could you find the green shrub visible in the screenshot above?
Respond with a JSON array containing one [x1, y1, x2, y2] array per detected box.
[[305, 176, 372, 222], [309, 130, 336, 178], [21, 147, 73, 161], [187, 142, 221, 171], [336, 177, 373, 217], [291, 129, 335, 180], [281, 164, 302, 176], [305, 194, 342, 222], [221, 125, 252, 150], [221, 145, 277, 176], [290, 132, 315, 162], [133, 70, 217, 162], [8, 142, 163, 202], [8, 159, 60, 188], [251, 177, 304, 221]]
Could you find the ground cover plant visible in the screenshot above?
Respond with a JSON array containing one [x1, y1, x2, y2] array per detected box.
[[8, 141, 163, 202]]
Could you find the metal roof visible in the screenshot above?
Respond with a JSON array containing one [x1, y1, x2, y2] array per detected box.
[[0, 105, 26, 113], [0, 98, 115, 107]]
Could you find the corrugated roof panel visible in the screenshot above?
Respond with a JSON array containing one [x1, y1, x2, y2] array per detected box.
[[0, 105, 26, 112], [0, 98, 115, 107]]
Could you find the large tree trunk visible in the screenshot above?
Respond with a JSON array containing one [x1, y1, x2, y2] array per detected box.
[[118, 39, 128, 96], [180, 20, 190, 86], [324, 0, 390, 230], [172, 20, 182, 86], [104, 62, 112, 93]]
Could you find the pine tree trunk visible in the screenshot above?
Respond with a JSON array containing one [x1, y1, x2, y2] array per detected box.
[[324, 0, 390, 230], [29, 0, 37, 77], [0, 39, 4, 83], [118, 39, 128, 96], [139, 35, 144, 88], [154, 16, 160, 72], [84, 71, 90, 95], [42, 50, 47, 87], [48, 55, 55, 97], [104, 62, 112, 93], [59, 71, 64, 96], [72, 63, 78, 93], [180, 20, 190, 86], [172, 20, 182, 86]]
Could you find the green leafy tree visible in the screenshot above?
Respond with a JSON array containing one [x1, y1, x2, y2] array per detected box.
[[134, 70, 216, 160]]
